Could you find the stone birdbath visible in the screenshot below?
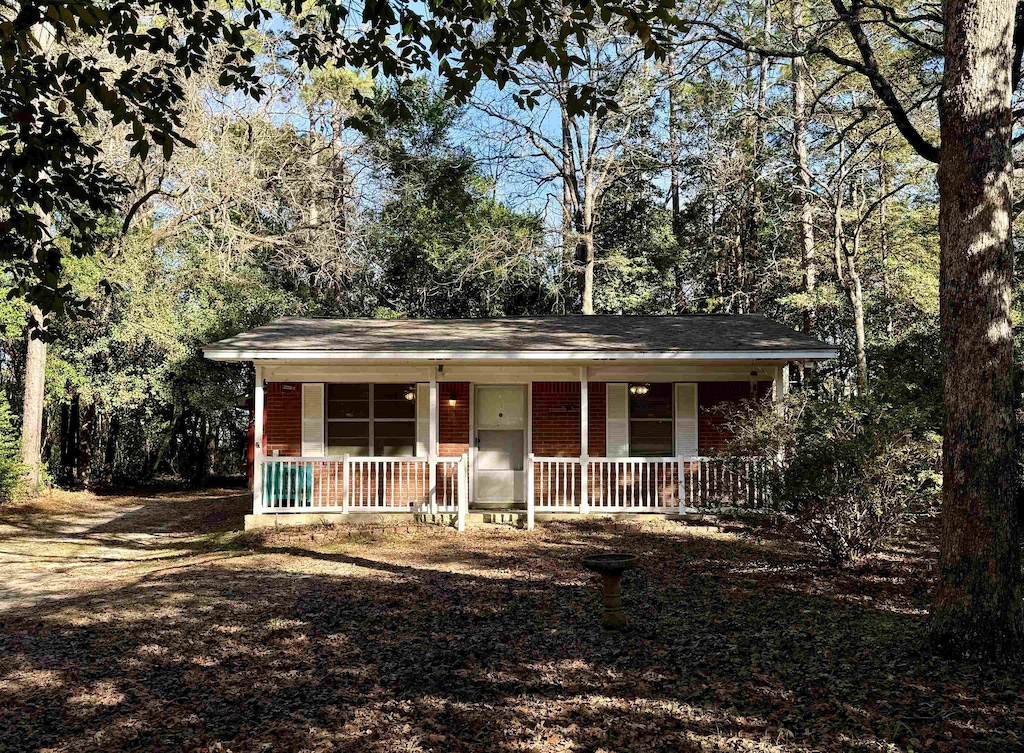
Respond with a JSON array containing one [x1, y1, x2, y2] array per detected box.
[[582, 553, 638, 630]]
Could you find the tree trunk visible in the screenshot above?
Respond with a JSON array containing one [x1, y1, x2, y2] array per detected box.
[[791, 0, 816, 334], [79, 402, 94, 487], [830, 167, 869, 395], [580, 193, 596, 315], [878, 148, 894, 336], [930, 0, 1022, 658], [559, 84, 579, 314], [667, 56, 688, 313], [103, 415, 119, 484], [20, 309, 47, 493], [847, 234, 869, 395], [19, 23, 56, 495], [69, 395, 81, 483]]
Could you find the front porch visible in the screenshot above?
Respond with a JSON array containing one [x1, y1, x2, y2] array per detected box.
[[248, 363, 787, 531], [251, 452, 777, 531], [202, 315, 836, 532]]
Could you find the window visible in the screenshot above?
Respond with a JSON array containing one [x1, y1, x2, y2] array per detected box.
[[629, 383, 673, 457], [326, 383, 417, 457]]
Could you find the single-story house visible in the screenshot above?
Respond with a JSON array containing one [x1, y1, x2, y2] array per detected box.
[[203, 315, 837, 530]]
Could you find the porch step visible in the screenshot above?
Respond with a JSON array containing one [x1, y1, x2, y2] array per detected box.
[[469, 501, 526, 511], [474, 511, 525, 526], [416, 511, 526, 527]]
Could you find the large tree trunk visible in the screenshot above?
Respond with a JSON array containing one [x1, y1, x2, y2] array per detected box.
[[930, 0, 1022, 657], [20, 309, 47, 493], [791, 0, 816, 334], [19, 23, 55, 495]]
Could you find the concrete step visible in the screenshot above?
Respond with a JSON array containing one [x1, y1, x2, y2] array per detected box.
[[469, 501, 526, 511], [415, 511, 526, 527], [475, 511, 525, 526]]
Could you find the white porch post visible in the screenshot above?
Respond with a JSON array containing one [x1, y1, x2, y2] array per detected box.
[[429, 371, 438, 514], [252, 365, 264, 515], [457, 452, 469, 532], [526, 452, 536, 530], [341, 454, 349, 513], [773, 363, 789, 412], [677, 453, 686, 515], [579, 366, 589, 514]]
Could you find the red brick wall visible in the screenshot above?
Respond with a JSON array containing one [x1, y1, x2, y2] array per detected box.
[[439, 382, 470, 457], [264, 382, 302, 457], [531, 382, 581, 456], [260, 379, 774, 461], [588, 382, 606, 457], [698, 381, 771, 454]]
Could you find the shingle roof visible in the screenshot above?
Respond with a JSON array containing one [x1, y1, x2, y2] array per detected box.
[[203, 316, 836, 360]]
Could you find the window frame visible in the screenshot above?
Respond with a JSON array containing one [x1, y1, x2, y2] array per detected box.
[[627, 383, 675, 458], [325, 383, 418, 457]]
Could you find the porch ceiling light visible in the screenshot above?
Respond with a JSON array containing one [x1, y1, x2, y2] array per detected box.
[[404, 387, 416, 401], [629, 383, 650, 396]]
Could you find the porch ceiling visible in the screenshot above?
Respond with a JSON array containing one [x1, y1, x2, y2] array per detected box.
[[203, 316, 838, 362]]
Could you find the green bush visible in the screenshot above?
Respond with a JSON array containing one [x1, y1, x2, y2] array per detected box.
[[721, 394, 940, 565], [0, 392, 23, 503]]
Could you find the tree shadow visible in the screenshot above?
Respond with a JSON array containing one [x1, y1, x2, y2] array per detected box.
[[1, 519, 1020, 753]]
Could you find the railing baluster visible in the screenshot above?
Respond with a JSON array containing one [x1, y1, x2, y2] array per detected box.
[[285, 460, 292, 509], [571, 460, 577, 506], [564, 461, 569, 507]]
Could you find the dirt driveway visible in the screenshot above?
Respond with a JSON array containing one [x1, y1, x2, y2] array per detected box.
[[0, 488, 250, 611]]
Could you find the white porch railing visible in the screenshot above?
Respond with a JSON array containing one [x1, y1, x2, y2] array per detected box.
[[526, 453, 775, 522], [531, 457, 582, 511], [256, 453, 770, 531], [258, 455, 469, 523], [589, 457, 680, 511], [680, 456, 776, 510]]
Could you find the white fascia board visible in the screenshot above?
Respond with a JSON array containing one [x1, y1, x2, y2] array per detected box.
[[202, 348, 839, 362]]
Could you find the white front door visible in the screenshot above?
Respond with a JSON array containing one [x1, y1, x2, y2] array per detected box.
[[474, 385, 526, 502]]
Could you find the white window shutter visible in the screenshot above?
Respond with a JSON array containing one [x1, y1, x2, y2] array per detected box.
[[302, 383, 325, 457], [415, 383, 430, 457], [675, 383, 698, 457], [606, 383, 629, 457]]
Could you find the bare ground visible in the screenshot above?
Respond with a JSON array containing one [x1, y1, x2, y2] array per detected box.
[[0, 489, 1020, 753]]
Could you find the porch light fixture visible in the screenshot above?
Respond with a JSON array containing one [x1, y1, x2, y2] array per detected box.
[[404, 387, 416, 401], [629, 383, 650, 396], [448, 392, 458, 407]]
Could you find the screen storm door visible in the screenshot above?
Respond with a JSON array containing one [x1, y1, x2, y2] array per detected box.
[[474, 385, 527, 502]]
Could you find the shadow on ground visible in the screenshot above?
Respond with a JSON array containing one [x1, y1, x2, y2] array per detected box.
[[0, 493, 1020, 753]]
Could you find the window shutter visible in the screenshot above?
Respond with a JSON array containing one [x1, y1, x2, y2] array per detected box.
[[674, 383, 698, 457], [302, 383, 325, 457], [606, 383, 629, 457], [415, 383, 430, 457]]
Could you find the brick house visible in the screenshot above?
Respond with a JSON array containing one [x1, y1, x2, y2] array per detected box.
[[203, 316, 836, 530]]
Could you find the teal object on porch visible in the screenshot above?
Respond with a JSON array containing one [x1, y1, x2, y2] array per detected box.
[[263, 463, 314, 506]]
